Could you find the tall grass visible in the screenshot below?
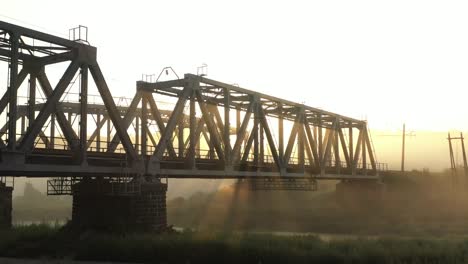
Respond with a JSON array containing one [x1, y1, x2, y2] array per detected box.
[[1, 225, 468, 263]]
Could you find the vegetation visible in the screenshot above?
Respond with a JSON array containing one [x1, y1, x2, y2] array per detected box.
[[3, 224, 468, 263]]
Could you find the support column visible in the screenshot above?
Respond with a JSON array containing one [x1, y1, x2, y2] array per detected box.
[[0, 183, 13, 229], [72, 179, 167, 232], [7, 33, 19, 151], [96, 113, 101, 151], [80, 65, 88, 163], [141, 95, 148, 156], [50, 113, 55, 149]]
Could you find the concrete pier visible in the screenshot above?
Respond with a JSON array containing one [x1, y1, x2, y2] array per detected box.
[[72, 178, 167, 232], [0, 183, 13, 228]]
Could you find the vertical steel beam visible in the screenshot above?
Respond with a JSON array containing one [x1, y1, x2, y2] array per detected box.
[[259, 121, 264, 166], [253, 99, 259, 167], [349, 123, 354, 170], [135, 115, 139, 154], [28, 72, 36, 128], [187, 91, 196, 168], [79, 65, 88, 162], [236, 106, 241, 135], [297, 110, 305, 171], [7, 33, 19, 150], [178, 107, 184, 158], [278, 103, 284, 159], [20, 116, 26, 135], [334, 121, 340, 173], [141, 94, 148, 156], [50, 114, 55, 149], [318, 115, 323, 172], [362, 126, 367, 171], [224, 88, 231, 167], [106, 116, 111, 150], [96, 113, 101, 151]]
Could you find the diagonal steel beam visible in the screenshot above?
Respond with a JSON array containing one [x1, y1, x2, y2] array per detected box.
[[353, 129, 363, 166], [364, 127, 377, 170], [19, 60, 80, 151], [321, 127, 335, 167], [86, 116, 108, 149], [184, 117, 205, 153], [146, 94, 177, 157], [144, 124, 157, 149], [36, 70, 79, 150], [258, 104, 283, 171], [195, 90, 225, 161], [240, 122, 256, 164], [89, 63, 137, 160], [151, 86, 191, 160], [107, 92, 141, 153], [338, 128, 351, 167], [0, 68, 29, 115], [38, 131, 50, 147], [303, 132, 314, 168], [231, 100, 254, 164], [304, 121, 320, 167], [283, 111, 302, 165]]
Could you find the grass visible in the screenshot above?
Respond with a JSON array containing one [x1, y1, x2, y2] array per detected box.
[[2, 225, 468, 263]]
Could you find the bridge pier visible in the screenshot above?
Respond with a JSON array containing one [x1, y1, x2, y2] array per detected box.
[[0, 183, 13, 228], [336, 180, 385, 208], [72, 178, 167, 232]]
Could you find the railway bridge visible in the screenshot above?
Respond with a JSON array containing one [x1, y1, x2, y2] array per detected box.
[[0, 21, 385, 230]]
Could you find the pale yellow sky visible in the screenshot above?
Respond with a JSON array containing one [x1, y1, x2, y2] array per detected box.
[[2, 0, 468, 133]]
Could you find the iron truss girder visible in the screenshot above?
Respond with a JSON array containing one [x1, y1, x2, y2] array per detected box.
[[0, 20, 384, 180]]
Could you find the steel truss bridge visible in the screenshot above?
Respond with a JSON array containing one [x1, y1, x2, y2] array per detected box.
[[0, 21, 384, 189]]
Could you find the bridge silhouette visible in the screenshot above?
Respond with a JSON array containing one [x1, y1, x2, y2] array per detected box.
[[0, 20, 385, 230]]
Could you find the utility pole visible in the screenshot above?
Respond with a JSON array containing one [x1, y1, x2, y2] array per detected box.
[[375, 123, 414, 172], [460, 132, 468, 179], [447, 132, 468, 190]]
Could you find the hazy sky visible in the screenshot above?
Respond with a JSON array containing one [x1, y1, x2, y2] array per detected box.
[[2, 0, 468, 132]]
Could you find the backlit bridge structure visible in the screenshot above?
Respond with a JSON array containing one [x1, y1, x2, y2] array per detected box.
[[0, 20, 387, 230], [0, 20, 383, 183]]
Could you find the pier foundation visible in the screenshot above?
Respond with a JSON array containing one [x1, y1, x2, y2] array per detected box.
[[72, 178, 167, 232], [0, 183, 13, 228]]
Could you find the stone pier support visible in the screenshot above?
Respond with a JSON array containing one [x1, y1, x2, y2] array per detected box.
[[72, 178, 167, 232], [0, 183, 13, 228]]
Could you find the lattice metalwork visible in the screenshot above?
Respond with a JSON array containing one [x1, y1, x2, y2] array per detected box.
[[0, 20, 383, 181]]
